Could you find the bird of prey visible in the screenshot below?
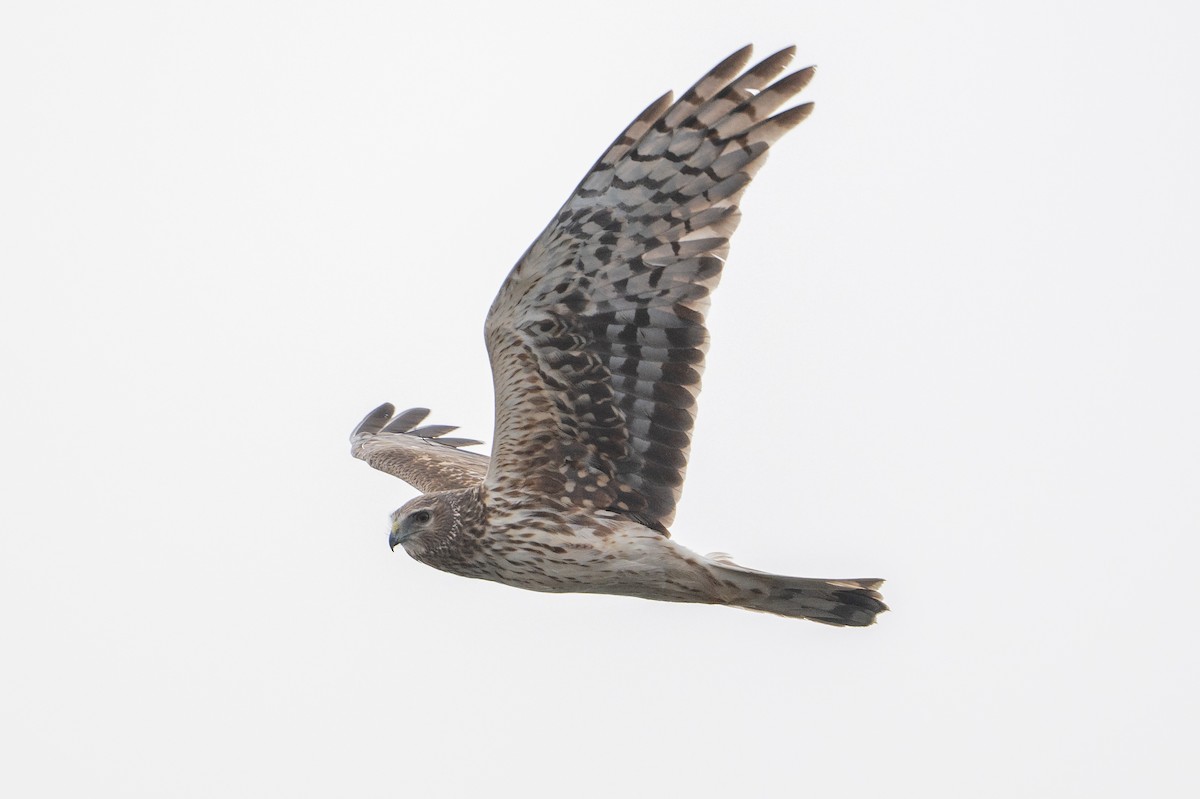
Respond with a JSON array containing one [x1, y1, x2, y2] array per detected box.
[[351, 45, 887, 626]]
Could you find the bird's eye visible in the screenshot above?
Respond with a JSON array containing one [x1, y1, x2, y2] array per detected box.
[[410, 510, 432, 524]]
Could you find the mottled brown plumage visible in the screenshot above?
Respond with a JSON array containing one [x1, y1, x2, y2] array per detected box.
[[351, 46, 887, 626]]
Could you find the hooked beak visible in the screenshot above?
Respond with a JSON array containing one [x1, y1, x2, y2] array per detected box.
[[389, 525, 404, 551]]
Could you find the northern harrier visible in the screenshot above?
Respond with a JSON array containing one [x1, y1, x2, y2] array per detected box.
[[351, 46, 887, 625]]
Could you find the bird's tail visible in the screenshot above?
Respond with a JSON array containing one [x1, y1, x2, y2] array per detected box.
[[705, 553, 887, 626]]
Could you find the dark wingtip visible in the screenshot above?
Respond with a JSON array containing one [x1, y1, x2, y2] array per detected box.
[[775, 65, 816, 97], [436, 436, 484, 448], [727, 43, 755, 64], [352, 403, 395, 438], [710, 45, 755, 83], [381, 407, 432, 434], [408, 424, 459, 438], [774, 101, 815, 130], [356, 405, 485, 450]]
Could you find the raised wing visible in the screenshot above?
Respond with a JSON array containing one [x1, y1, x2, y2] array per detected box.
[[483, 46, 813, 532], [350, 404, 489, 493]]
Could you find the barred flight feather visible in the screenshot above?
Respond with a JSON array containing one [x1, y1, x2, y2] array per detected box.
[[483, 47, 815, 530]]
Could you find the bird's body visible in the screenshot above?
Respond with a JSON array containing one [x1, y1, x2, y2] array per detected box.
[[352, 46, 887, 626], [385, 483, 884, 626], [400, 490, 706, 600]]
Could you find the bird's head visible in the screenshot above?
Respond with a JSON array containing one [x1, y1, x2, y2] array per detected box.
[[389, 494, 453, 557]]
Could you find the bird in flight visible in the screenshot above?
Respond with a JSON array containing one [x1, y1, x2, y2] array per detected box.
[[351, 45, 886, 625]]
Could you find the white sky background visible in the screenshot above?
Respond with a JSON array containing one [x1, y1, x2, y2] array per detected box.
[[2, 0, 1197, 795]]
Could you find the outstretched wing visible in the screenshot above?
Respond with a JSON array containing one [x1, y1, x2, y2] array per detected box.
[[350, 404, 489, 493], [484, 45, 813, 532]]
